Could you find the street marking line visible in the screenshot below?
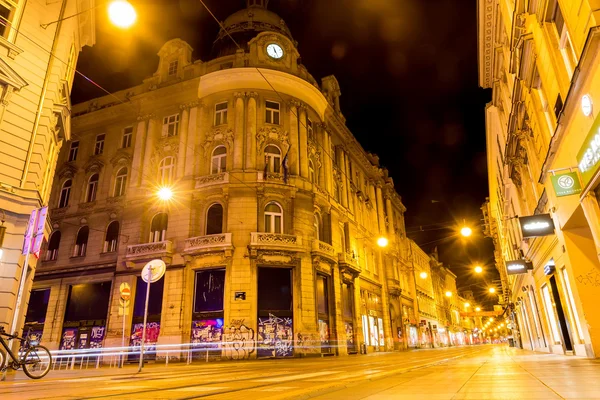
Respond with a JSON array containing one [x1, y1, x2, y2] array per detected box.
[[253, 371, 341, 383], [257, 386, 299, 392], [99, 385, 152, 390], [169, 386, 230, 392]]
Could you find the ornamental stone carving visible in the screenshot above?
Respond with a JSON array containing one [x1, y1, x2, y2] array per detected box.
[[256, 126, 290, 152], [110, 150, 132, 168], [137, 113, 155, 122], [57, 165, 77, 180], [203, 126, 234, 152], [84, 158, 104, 174]]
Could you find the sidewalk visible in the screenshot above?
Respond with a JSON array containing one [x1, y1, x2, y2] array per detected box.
[[312, 346, 600, 399]]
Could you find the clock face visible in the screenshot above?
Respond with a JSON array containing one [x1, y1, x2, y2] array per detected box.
[[266, 43, 284, 59]]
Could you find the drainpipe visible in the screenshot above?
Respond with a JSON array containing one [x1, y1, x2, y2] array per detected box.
[[20, 0, 68, 188]]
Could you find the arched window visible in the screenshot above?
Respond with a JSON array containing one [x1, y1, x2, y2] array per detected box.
[[149, 213, 168, 242], [59, 180, 72, 208], [86, 174, 99, 203], [264, 202, 283, 233], [104, 221, 119, 252], [265, 145, 281, 173], [314, 213, 321, 240], [211, 146, 227, 174], [114, 167, 127, 197], [159, 157, 175, 185], [206, 203, 224, 235], [46, 231, 61, 261], [309, 160, 316, 184], [74, 226, 89, 257]]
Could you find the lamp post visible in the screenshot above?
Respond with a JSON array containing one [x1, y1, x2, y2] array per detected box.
[[41, 0, 136, 29]]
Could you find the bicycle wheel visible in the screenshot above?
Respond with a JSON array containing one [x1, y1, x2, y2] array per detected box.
[[0, 350, 4, 370], [22, 345, 51, 379]]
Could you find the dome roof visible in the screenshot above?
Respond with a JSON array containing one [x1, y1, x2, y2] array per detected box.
[[211, 4, 294, 59]]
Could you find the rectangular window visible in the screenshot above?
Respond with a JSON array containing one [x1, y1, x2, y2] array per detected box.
[[214, 102, 228, 126], [122, 127, 133, 148], [162, 114, 179, 137], [94, 134, 105, 155], [68, 141, 79, 162], [541, 285, 561, 343], [307, 118, 314, 140], [194, 270, 225, 313], [265, 101, 280, 125], [0, 0, 19, 39], [168, 60, 178, 76], [65, 43, 76, 85], [549, 0, 578, 77]]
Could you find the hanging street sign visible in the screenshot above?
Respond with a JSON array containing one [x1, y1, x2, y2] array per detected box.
[[551, 172, 582, 197], [519, 214, 555, 238], [506, 259, 533, 275]]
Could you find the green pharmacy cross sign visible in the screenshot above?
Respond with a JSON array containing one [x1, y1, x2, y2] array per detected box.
[[551, 172, 582, 197]]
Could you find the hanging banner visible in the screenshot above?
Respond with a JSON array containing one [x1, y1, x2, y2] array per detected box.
[[519, 214, 555, 238], [577, 112, 600, 188], [551, 172, 582, 197]]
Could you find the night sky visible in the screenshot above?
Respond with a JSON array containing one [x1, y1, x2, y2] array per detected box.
[[71, 0, 499, 306]]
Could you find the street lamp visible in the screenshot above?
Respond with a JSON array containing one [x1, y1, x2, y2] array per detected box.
[[157, 187, 173, 201], [474, 265, 483, 274], [488, 287, 496, 294], [445, 291, 452, 297], [460, 226, 472, 237], [475, 307, 481, 312], [377, 236, 388, 248], [419, 271, 428, 279], [464, 302, 470, 308], [108, 0, 137, 28]]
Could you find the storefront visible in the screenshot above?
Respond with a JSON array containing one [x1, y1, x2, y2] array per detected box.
[[257, 267, 293, 358], [190, 268, 225, 359], [341, 281, 356, 354], [129, 276, 164, 361], [23, 288, 51, 344], [360, 285, 385, 351]]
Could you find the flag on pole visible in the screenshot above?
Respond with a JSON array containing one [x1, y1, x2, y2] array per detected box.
[[282, 148, 290, 184]]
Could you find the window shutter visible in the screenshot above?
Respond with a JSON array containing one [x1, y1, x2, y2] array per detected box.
[[162, 117, 168, 137]]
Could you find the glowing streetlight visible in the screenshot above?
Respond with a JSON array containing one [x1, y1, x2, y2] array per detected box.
[[460, 226, 472, 237], [445, 291, 452, 297], [474, 265, 483, 274], [475, 307, 481, 312], [419, 271, 428, 279], [108, 0, 137, 28], [489, 317, 494, 322], [157, 187, 173, 201], [488, 287, 496, 294], [377, 236, 388, 248], [464, 302, 470, 308]]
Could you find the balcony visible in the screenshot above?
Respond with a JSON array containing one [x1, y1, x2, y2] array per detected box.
[[338, 251, 360, 276], [195, 172, 229, 189], [126, 240, 173, 262], [311, 240, 337, 262], [249, 232, 303, 252], [183, 233, 233, 257]]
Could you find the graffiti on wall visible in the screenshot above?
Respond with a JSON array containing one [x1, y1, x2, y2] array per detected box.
[[345, 322, 354, 349], [257, 313, 293, 357], [222, 319, 255, 360], [60, 328, 78, 350], [90, 326, 105, 349], [191, 319, 224, 347], [318, 319, 330, 348], [130, 322, 161, 352], [576, 270, 600, 287]]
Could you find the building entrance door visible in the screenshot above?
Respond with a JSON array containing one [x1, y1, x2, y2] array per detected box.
[[257, 267, 293, 358], [549, 275, 573, 352]]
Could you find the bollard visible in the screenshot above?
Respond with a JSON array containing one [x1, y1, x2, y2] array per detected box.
[[166, 351, 169, 367]]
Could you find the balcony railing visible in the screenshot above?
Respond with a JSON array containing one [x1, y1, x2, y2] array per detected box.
[[183, 233, 232, 255], [126, 240, 172, 259], [338, 250, 360, 275], [250, 232, 303, 251], [195, 172, 229, 188], [311, 240, 336, 261]]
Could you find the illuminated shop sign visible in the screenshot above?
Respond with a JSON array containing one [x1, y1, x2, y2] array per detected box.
[[544, 260, 556, 276], [519, 214, 555, 238], [506, 260, 533, 275], [577, 112, 600, 188], [551, 172, 582, 197]]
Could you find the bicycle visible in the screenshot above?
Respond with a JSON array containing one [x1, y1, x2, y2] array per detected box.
[[0, 326, 52, 379]]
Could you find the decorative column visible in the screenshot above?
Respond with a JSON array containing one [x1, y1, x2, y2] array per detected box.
[[197, 103, 208, 176], [376, 183, 385, 235], [385, 193, 395, 239], [177, 104, 190, 179], [298, 104, 309, 178], [233, 93, 245, 170], [337, 146, 348, 208], [317, 123, 326, 188], [246, 92, 258, 170], [289, 102, 299, 176], [320, 124, 332, 193], [141, 117, 158, 187], [344, 152, 352, 211], [130, 115, 150, 187], [184, 103, 199, 177]]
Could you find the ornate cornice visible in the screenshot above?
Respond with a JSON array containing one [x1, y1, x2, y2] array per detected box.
[[478, 0, 496, 88]]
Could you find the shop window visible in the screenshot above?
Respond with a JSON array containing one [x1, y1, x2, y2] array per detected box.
[[68, 141, 79, 162], [85, 174, 99, 203], [104, 221, 119, 253], [73, 226, 89, 257], [541, 284, 561, 343], [159, 156, 175, 185], [206, 203, 223, 235], [194, 269, 225, 313], [191, 269, 225, 354], [25, 289, 50, 325], [264, 145, 281, 173], [264, 202, 283, 233], [317, 275, 331, 353], [214, 102, 228, 126], [46, 231, 61, 261], [560, 267, 584, 343], [265, 100, 280, 125], [58, 179, 72, 208], [211, 146, 227, 174], [114, 167, 127, 197], [122, 126, 133, 148], [149, 213, 168, 243]]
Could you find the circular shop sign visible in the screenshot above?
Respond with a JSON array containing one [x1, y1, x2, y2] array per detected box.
[[141, 259, 166, 283], [557, 174, 575, 189]]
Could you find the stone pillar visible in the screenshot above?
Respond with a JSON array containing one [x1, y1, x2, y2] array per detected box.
[[298, 105, 309, 178], [233, 93, 245, 170], [246, 93, 258, 170], [344, 152, 353, 211], [376, 184, 386, 235], [332, 266, 348, 356], [368, 181, 378, 227], [184, 105, 198, 177], [289, 103, 299, 176], [130, 116, 149, 187], [141, 118, 158, 187], [177, 106, 190, 179], [197, 103, 208, 176], [337, 147, 348, 208], [321, 125, 332, 193], [157, 268, 186, 360], [385, 195, 395, 239]]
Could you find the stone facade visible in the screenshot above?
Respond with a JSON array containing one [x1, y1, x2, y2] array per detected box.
[[0, 0, 95, 333], [26, 3, 419, 360]]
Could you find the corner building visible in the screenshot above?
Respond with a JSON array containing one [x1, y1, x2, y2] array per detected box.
[[28, 1, 415, 360]]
